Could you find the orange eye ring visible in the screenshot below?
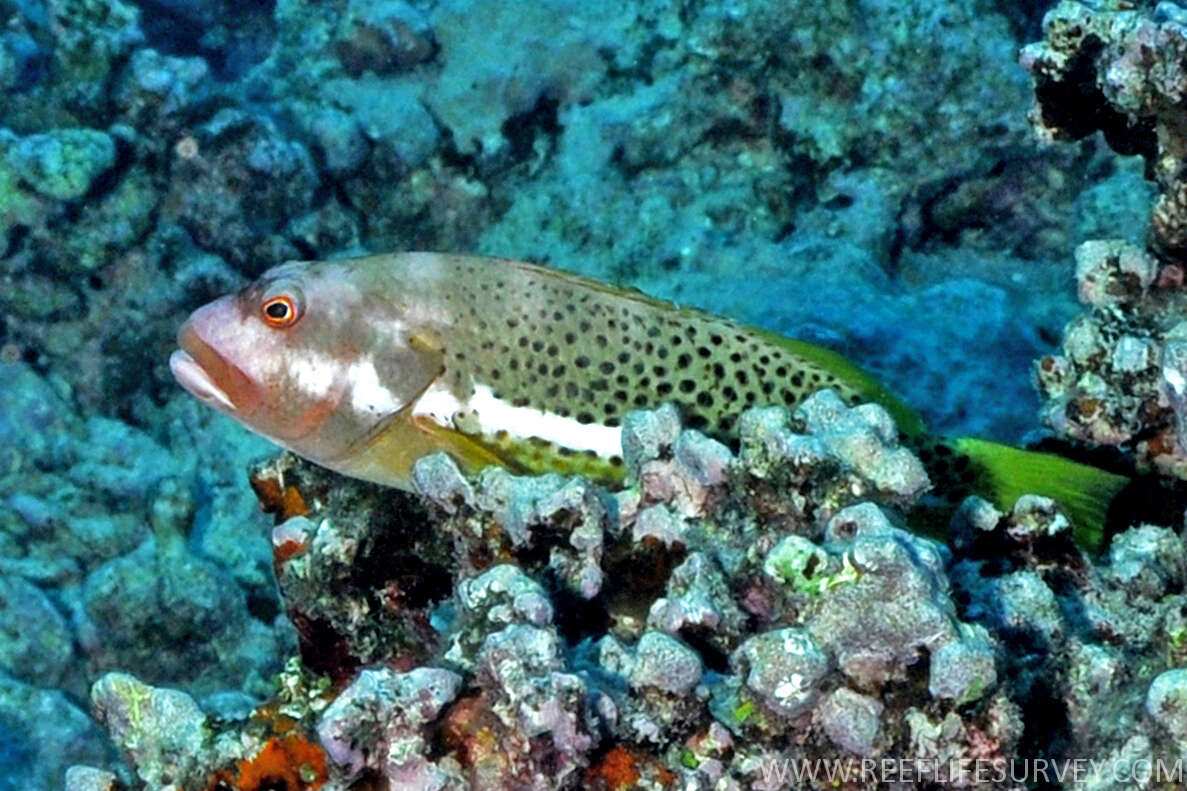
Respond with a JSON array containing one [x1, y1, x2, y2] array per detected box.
[[261, 295, 299, 328]]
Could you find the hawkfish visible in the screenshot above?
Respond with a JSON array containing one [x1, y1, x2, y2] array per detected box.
[[170, 253, 1129, 550]]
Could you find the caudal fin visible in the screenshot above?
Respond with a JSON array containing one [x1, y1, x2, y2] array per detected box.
[[949, 437, 1130, 553]]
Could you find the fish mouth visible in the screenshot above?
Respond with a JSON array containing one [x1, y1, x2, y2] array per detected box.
[[171, 320, 250, 414], [170, 347, 236, 412]]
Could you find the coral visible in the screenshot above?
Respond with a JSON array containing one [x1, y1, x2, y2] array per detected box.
[[732, 628, 828, 720], [90, 672, 209, 788], [304, 108, 369, 177], [219, 735, 328, 791], [4, 127, 115, 200], [1034, 237, 1187, 478], [1146, 668, 1187, 746], [259, 454, 450, 681], [0, 673, 110, 790], [111, 48, 213, 138], [815, 687, 884, 757], [78, 398, 1044, 789], [0, 574, 73, 687], [317, 667, 462, 781], [424, 0, 639, 157], [0, 0, 145, 129], [0, 362, 286, 718], [64, 766, 120, 791], [160, 109, 317, 273], [75, 533, 285, 699], [442, 564, 555, 670], [88, 664, 336, 791], [928, 624, 997, 704], [332, 0, 435, 77], [464, 624, 593, 788], [1021, 1, 1187, 491], [42, 166, 158, 275], [1021, 0, 1187, 260], [66, 386, 1187, 789]]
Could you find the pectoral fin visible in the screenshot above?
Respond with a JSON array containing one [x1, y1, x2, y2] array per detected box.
[[410, 415, 529, 475]]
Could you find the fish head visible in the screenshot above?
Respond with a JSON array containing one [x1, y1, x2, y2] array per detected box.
[[170, 260, 443, 465]]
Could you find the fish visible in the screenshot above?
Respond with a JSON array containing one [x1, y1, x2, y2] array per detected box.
[[170, 252, 1129, 550]]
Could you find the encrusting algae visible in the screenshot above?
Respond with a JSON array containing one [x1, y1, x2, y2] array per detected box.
[[171, 252, 1129, 549]]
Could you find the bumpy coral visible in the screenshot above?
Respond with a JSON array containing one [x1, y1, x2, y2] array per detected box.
[[1024, 2, 1187, 493], [72, 394, 1187, 789], [946, 495, 1187, 783], [74, 395, 1023, 790], [1022, 0, 1187, 260], [1035, 238, 1187, 478]]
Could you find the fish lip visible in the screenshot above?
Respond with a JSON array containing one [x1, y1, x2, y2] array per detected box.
[[170, 347, 237, 412]]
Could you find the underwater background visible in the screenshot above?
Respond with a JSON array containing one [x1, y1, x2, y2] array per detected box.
[[7, 0, 1187, 788]]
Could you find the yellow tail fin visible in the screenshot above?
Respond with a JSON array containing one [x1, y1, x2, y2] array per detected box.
[[949, 437, 1130, 553]]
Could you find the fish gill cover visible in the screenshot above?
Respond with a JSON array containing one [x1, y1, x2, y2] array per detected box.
[[2, 0, 1187, 789]]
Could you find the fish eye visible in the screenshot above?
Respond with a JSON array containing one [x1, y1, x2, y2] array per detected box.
[[261, 294, 301, 328]]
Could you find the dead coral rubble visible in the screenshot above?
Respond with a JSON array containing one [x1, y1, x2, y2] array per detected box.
[[71, 393, 1187, 789], [1023, 0, 1187, 261], [1034, 238, 1187, 476], [71, 394, 1018, 790], [1024, 2, 1187, 481]]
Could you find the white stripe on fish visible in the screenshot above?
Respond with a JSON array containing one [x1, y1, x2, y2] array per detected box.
[[413, 381, 622, 457]]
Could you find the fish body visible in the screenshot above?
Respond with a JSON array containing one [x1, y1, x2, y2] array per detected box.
[[171, 253, 1128, 549]]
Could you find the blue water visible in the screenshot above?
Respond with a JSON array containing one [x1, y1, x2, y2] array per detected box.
[[0, 0, 1152, 785]]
